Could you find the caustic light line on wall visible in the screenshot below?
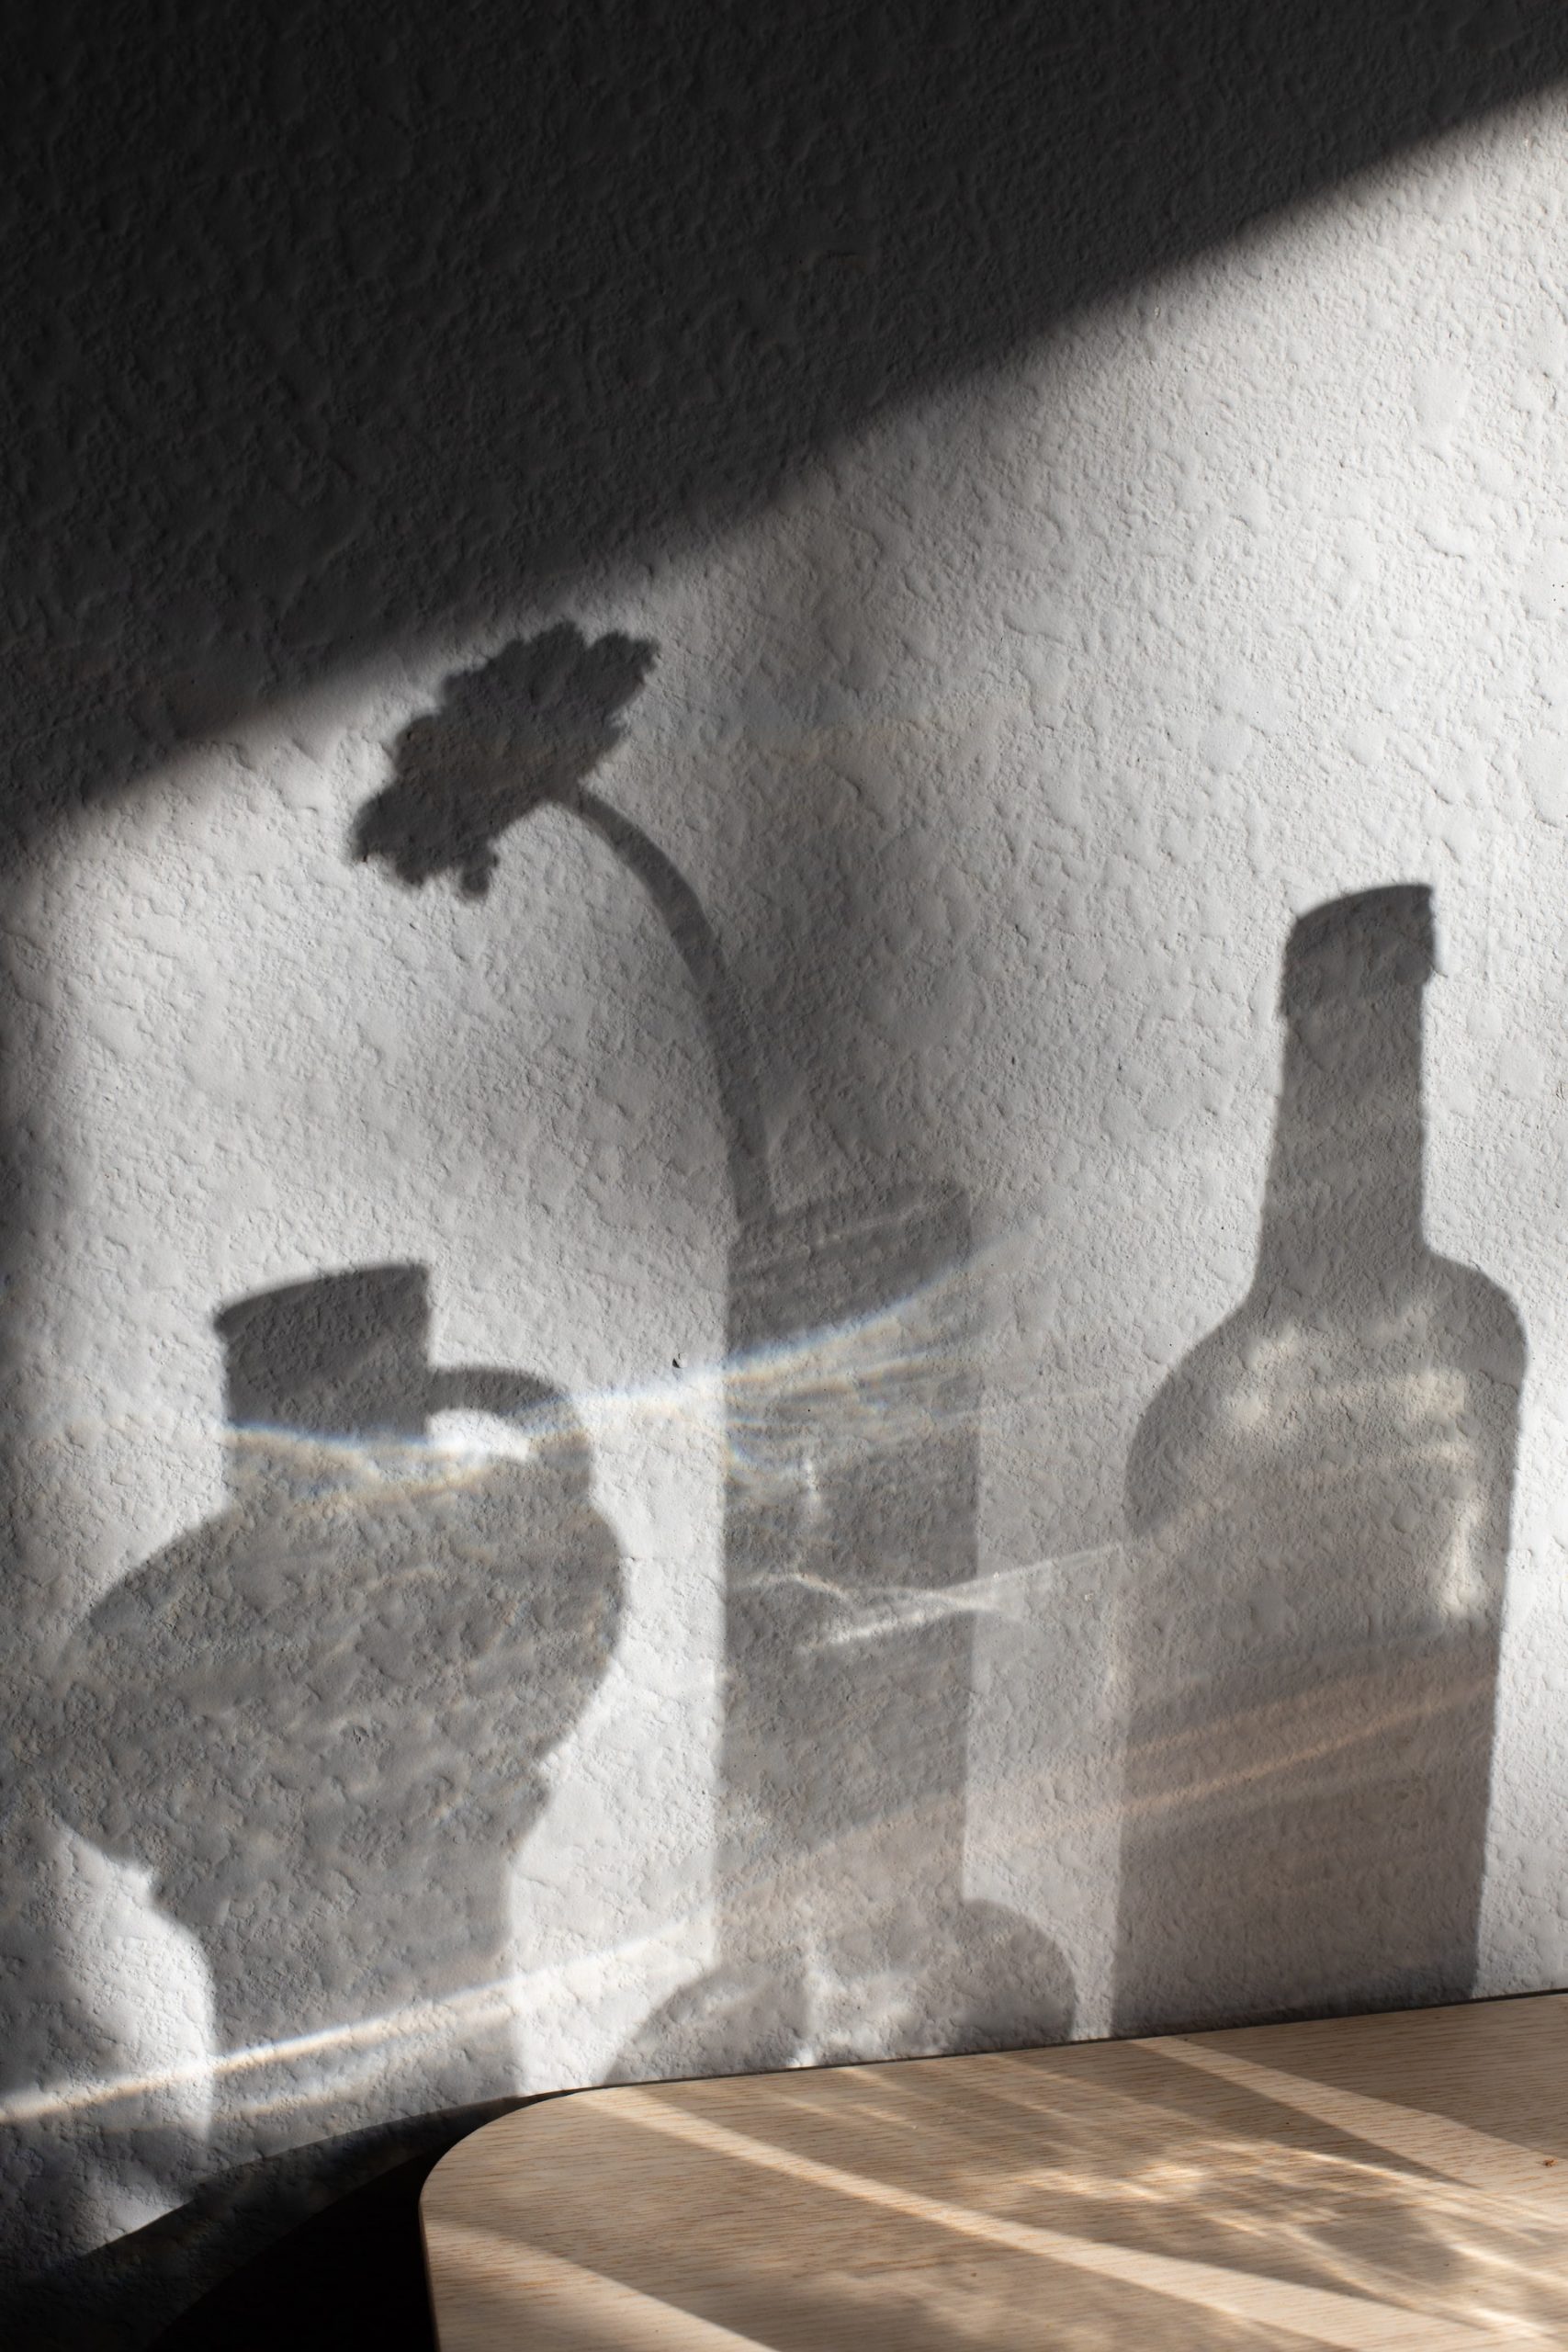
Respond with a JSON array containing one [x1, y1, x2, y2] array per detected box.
[[42, 1232, 1045, 1491], [0, 1966, 575, 2130]]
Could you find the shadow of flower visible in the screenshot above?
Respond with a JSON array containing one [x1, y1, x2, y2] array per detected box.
[[353, 626, 656, 896], [353, 620, 772, 1227]]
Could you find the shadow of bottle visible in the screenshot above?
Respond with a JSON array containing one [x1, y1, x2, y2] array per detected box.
[[1113, 887, 1524, 2036], [46, 1264, 621, 2159]]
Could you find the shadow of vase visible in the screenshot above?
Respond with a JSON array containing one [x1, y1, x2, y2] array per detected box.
[[47, 1263, 622, 2160]]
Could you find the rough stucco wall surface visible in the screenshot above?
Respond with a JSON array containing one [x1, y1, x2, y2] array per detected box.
[[8, 6, 1568, 2329]]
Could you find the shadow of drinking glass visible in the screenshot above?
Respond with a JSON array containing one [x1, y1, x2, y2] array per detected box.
[[614, 1186, 1076, 2078]]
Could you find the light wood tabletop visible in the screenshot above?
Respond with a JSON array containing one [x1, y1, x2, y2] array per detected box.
[[423, 1994, 1568, 2348]]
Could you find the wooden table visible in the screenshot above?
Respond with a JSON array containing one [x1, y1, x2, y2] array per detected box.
[[423, 1995, 1568, 2348]]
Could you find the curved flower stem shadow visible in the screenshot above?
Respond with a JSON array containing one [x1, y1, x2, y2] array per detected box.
[[354, 626, 773, 1236], [574, 787, 772, 1233]]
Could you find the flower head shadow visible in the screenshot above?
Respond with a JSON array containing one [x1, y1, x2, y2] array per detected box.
[[353, 625, 656, 898], [353, 622, 773, 1229]]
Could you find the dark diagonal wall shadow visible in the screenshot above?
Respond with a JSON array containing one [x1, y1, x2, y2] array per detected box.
[[6, 4, 1568, 842], [1113, 888, 1525, 2037], [45, 1265, 621, 2162]]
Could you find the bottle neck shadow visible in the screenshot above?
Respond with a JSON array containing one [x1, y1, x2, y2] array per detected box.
[[1251, 983, 1428, 1309]]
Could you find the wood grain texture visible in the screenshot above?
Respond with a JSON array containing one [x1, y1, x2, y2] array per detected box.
[[423, 1996, 1568, 2348]]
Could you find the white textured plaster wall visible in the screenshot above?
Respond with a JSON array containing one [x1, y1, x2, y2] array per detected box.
[[10, 67, 1568, 2302]]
